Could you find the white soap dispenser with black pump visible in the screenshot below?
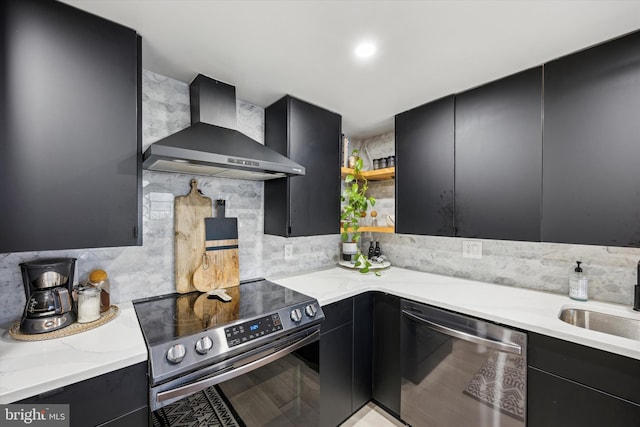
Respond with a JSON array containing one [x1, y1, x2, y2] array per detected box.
[[569, 261, 588, 301]]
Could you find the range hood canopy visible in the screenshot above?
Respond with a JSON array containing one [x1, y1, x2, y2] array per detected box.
[[142, 75, 305, 180]]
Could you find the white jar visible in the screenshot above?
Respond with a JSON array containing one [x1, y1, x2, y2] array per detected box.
[[77, 286, 101, 323]]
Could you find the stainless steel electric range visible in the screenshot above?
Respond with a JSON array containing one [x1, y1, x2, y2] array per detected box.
[[133, 278, 324, 418]]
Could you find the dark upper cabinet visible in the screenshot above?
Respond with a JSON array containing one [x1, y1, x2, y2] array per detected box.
[[264, 96, 341, 237], [395, 96, 455, 236], [542, 32, 640, 247], [1, 0, 142, 252], [455, 67, 542, 241]]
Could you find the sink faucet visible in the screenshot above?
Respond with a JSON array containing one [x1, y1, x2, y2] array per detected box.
[[635, 260, 640, 311]]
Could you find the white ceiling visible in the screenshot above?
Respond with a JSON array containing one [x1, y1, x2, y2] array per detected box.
[[61, 0, 640, 138]]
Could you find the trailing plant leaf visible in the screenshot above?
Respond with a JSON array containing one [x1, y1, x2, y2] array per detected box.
[[340, 148, 376, 253]]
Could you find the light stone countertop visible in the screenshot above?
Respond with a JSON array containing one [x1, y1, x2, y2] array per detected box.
[[0, 301, 147, 404], [270, 266, 640, 361]]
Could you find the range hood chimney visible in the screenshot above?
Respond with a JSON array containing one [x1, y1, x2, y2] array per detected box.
[[142, 75, 305, 180]]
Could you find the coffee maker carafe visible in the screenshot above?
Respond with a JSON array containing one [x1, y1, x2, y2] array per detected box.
[[20, 258, 76, 334]]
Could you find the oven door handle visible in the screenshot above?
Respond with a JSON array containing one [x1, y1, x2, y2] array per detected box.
[[156, 329, 320, 404], [402, 310, 521, 355]]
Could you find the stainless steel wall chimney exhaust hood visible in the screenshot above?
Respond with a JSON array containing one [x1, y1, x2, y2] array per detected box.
[[142, 75, 305, 180]]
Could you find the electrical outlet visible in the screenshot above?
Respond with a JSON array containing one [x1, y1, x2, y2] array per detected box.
[[462, 241, 482, 259], [284, 243, 293, 261]]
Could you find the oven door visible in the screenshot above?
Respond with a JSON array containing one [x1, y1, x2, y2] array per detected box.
[[152, 326, 320, 426], [401, 300, 527, 427]]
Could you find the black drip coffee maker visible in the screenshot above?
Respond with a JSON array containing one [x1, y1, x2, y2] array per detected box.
[[20, 258, 76, 334]]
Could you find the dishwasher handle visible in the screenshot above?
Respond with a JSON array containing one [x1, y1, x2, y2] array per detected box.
[[402, 309, 522, 355]]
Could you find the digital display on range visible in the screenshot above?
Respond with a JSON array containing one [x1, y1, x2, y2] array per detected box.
[[225, 313, 283, 347]]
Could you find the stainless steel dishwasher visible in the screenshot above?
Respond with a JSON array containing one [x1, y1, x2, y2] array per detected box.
[[401, 299, 527, 427]]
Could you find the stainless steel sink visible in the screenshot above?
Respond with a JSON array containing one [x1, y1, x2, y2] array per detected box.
[[559, 308, 640, 342]]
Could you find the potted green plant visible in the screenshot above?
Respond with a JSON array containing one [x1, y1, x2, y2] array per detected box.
[[340, 149, 376, 273]]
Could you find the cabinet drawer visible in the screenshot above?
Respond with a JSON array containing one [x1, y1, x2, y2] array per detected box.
[[97, 406, 148, 427], [321, 297, 353, 333], [19, 362, 148, 427], [528, 367, 640, 427], [528, 333, 640, 404]]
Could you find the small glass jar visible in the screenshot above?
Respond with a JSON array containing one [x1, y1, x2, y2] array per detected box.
[[77, 285, 101, 323], [379, 157, 388, 169], [373, 159, 380, 169]]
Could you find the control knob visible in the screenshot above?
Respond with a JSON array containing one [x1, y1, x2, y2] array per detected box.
[[195, 336, 213, 355], [290, 308, 303, 323], [166, 344, 186, 364], [305, 304, 318, 318]]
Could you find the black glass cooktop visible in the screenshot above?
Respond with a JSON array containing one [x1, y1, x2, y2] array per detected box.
[[133, 278, 313, 346]]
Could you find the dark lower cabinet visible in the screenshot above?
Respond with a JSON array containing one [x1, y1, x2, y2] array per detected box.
[[542, 31, 640, 247], [455, 67, 542, 241], [352, 293, 373, 412], [372, 292, 401, 417], [320, 323, 353, 427], [264, 96, 341, 237], [18, 362, 148, 427], [319, 294, 374, 426], [98, 407, 149, 427], [528, 367, 640, 427], [395, 96, 455, 236], [1, 0, 142, 252], [320, 298, 353, 427], [528, 333, 640, 427]]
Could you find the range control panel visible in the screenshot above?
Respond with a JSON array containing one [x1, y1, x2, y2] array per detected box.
[[225, 313, 283, 347]]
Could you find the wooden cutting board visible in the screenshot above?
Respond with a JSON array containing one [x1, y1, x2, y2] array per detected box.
[[192, 203, 240, 291], [174, 179, 212, 294]]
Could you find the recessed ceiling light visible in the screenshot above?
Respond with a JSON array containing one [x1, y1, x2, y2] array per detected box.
[[354, 41, 376, 59]]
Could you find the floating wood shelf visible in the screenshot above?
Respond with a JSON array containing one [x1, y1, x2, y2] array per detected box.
[[340, 226, 395, 233], [341, 167, 395, 181]]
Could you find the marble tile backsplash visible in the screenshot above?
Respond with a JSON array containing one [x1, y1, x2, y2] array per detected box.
[[372, 234, 640, 305]]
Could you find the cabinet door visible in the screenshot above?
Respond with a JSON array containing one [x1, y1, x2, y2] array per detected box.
[[1, 0, 141, 252], [353, 293, 373, 411], [289, 98, 341, 236], [528, 367, 640, 427], [320, 324, 353, 427], [372, 292, 401, 417], [264, 96, 341, 237], [320, 298, 353, 427], [395, 96, 455, 236], [542, 32, 640, 247], [455, 67, 542, 240]]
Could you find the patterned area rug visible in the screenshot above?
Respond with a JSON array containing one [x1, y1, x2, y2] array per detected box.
[[153, 385, 244, 427], [463, 351, 526, 421]]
